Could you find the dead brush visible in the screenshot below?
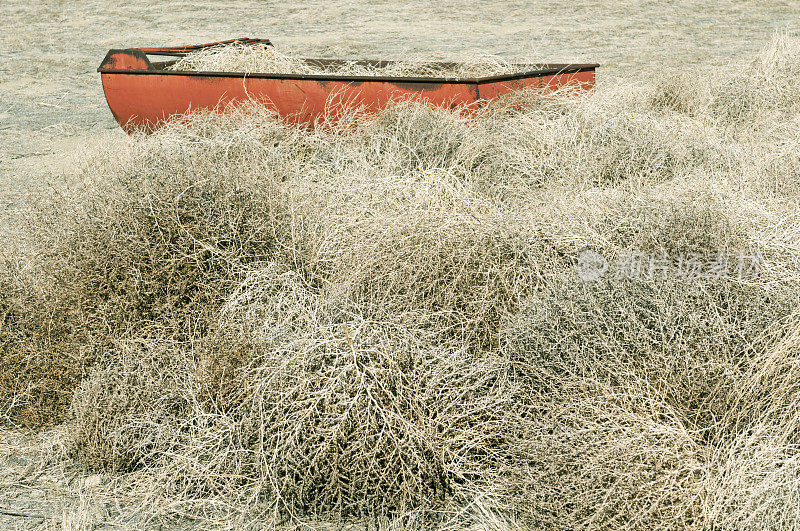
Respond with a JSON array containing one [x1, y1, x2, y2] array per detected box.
[[67, 265, 544, 525], [353, 100, 472, 174], [503, 382, 707, 529], [724, 313, 800, 445], [0, 107, 303, 427], [704, 315, 800, 529], [8, 33, 800, 528], [196, 265, 543, 523], [503, 183, 799, 442], [168, 42, 521, 78], [228, 326, 450, 520], [68, 338, 192, 472], [711, 31, 800, 125], [459, 86, 727, 193], [706, 427, 800, 530], [591, 194, 751, 256], [511, 276, 797, 437], [0, 254, 91, 427], [317, 210, 556, 351], [645, 72, 711, 116]]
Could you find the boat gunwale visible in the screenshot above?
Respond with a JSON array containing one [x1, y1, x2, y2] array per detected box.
[[98, 51, 598, 85]]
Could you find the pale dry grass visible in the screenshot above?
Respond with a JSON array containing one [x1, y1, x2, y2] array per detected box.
[[168, 42, 522, 78], [3, 33, 800, 529]]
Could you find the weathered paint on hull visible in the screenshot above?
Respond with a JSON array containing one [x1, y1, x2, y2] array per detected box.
[[98, 41, 597, 132]]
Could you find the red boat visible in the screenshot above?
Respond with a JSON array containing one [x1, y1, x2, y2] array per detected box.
[[98, 38, 597, 132]]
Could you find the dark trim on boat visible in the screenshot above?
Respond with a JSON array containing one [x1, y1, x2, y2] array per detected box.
[[99, 56, 598, 85]]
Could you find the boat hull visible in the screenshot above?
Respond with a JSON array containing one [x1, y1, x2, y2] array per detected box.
[[98, 42, 597, 132]]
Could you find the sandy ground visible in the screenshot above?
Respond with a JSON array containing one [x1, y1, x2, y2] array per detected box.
[[2, 1, 800, 528], [0, 428, 115, 530], [3, 0, 800, 225]]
